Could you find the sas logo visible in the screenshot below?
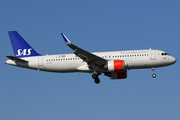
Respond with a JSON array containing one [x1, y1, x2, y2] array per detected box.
[[16, 48, 32, 56]]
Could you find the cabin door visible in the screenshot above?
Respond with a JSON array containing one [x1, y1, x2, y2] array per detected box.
[[150, 50, 156, 60], [38, 57, 43, 66]]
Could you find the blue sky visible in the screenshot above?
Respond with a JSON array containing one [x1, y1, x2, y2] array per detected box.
[[0, 0, 180, 120]]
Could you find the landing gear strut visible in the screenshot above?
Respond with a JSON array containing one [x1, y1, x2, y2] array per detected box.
[[92, 73, 100, 84], [151, 68, 156, 78]]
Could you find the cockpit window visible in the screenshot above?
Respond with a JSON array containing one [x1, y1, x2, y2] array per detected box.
[[161, 53, 169, 55]]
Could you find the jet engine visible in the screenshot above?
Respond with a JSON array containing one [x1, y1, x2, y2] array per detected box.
[[104, 70, 127, 79], [104, 60, 126, 72]]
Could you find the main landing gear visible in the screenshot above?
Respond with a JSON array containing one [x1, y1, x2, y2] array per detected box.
[[92, 73, 101, 84], [151, 68, 156, 78]]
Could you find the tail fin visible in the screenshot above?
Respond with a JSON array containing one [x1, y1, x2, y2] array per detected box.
[[8, 31, 40, 58]]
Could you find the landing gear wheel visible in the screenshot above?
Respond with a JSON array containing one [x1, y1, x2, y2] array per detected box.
[[151, 68, 156, 78], [92, 73, 101, 84], [152, 74, 156, 78], [94, 78, 100, 84], [92, 73, 98, 79]]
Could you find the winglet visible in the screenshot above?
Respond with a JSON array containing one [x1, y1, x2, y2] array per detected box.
[[61, 33, 71, 45]]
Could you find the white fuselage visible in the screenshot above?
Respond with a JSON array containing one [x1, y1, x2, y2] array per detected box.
[[6, 49, 176, 73]]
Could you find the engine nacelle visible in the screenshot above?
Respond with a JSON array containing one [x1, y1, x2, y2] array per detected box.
[[105, 60, 125, 72], [104, 70, 127, 79], [111, 70, 127, 79]]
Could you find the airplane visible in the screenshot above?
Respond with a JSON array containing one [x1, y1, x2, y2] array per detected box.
[[6, 31, 176, 84]]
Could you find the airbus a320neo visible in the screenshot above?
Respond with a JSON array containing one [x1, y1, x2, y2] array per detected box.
[[6, 31, 176, 84]]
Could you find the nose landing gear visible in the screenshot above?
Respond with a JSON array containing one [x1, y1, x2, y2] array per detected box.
[[151, 68, 156, 78], [92, 73, 101, 84]]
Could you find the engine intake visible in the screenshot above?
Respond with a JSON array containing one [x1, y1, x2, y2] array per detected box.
[[105, 60, 125, 72]]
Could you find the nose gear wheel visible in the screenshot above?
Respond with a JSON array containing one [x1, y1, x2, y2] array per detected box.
[[151, 68, 156, 78]]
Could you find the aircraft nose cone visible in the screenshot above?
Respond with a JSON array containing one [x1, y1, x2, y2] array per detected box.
[[171, 56, 176, 64]]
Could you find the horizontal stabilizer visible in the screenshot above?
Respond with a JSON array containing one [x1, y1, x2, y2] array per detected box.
[[6, 56, 28, 63]]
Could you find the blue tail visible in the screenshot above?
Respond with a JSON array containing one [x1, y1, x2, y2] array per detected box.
[[8, 31, 41, 58]]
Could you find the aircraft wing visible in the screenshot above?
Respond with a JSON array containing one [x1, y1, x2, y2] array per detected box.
[[61, 33, 107, 67]]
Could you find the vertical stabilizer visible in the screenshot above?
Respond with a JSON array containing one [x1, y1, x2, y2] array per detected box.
[[8, 31, 40, 58]]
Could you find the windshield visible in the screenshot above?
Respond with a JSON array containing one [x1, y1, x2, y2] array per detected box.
[[161, 53, 169, 55]]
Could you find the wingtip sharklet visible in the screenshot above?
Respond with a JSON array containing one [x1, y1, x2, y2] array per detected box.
[[61, 33, 71, 45]]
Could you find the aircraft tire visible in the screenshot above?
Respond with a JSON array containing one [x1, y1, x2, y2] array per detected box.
[[92, 73, 98, 79], [94, 78, 100, 84], [152, 74, 156, 78]]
